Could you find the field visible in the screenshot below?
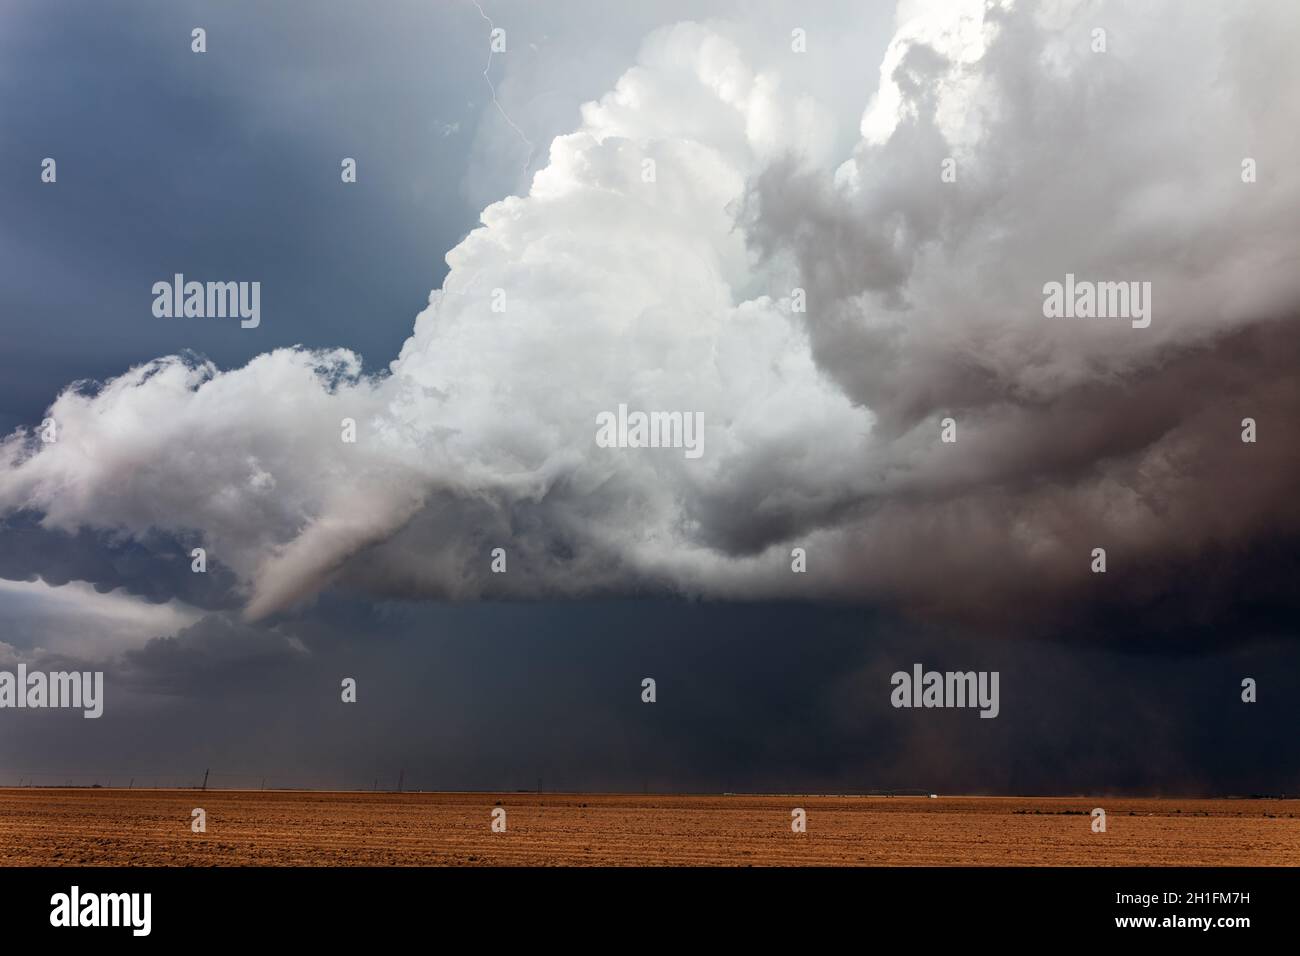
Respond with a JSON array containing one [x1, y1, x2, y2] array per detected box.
[[1, 789, 1297, 866]]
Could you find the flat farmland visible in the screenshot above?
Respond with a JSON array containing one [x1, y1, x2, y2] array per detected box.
[[1, 789, 1297, 866]]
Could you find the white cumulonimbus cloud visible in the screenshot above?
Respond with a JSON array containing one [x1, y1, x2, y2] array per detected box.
[[2, 0, 1298, 629]]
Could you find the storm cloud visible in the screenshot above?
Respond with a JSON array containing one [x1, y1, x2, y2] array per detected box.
[[2, 0, 1297, 645]]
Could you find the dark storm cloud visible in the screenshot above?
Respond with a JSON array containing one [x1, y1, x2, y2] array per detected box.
[[2, 598, 1295, 795], [0, 510, 240, 611], [3, 0, 1298, 640], [0, 0, 1297, 806], [794, 317, 1300, 635], [725, 0, 1300, 635], [120, 613, 308, 697]]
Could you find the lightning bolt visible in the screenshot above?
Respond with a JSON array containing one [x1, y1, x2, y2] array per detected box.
[[471, 1, 535, 173]]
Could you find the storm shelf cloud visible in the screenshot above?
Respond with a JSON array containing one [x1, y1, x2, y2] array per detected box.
[[2, 0, 1299, 646]]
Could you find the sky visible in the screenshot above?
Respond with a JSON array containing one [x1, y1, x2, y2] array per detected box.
[[0, 0, 1297, 795]]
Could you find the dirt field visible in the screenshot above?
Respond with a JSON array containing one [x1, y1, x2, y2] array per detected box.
[[1, 789, 1297, 866]]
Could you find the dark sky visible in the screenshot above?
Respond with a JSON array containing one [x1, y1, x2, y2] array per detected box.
[[0, 0, 1297, 796], [3, 597, 1297, 796]]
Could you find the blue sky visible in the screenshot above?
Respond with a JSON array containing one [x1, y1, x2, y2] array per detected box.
[[1, 0, 497, 433]]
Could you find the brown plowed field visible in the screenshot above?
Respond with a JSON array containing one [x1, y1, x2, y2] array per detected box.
[[1, 789, 1297, 866]]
